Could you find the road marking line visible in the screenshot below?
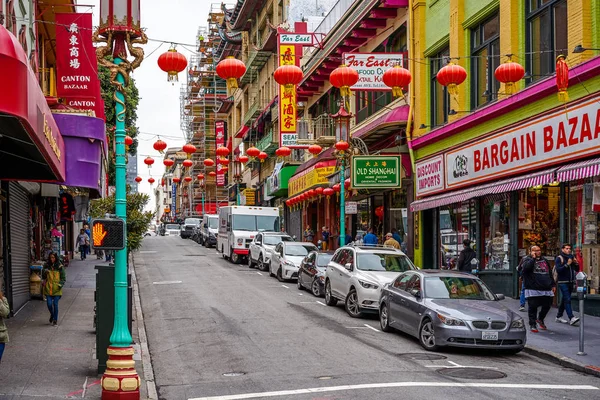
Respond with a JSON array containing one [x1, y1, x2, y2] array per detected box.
[[187, 382, 599, 400], [256, 272, 263, 276], [139, 251, 157, 253], [152, 280, 183, 285], [281, 285, 289, 289], [316, 301, 326, 306], [425, 365, 499, 370], [298, 293, 303, 296], [363, 324, 381, 332], [448, 360, 461, 367]]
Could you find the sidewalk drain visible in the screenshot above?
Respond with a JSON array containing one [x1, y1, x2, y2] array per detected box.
[[223, 372, 246, 377], [437, 367, 506, 379], [399, 353, 447, 361]]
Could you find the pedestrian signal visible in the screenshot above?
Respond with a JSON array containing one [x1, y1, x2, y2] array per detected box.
[[91, 218, 126, 250]]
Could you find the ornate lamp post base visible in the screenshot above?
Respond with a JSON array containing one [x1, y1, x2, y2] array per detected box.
[[102, 347, 140, 399]]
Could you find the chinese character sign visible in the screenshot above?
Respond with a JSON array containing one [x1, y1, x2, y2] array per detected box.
[[216, 120, 226, 187], [279, 44, 297, 146], [55, 14, 100, 107]]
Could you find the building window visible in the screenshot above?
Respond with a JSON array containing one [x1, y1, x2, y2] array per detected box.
[[471, 14, 500, 109], [430, 47, 450, 126], [526, 0, 567, 83]]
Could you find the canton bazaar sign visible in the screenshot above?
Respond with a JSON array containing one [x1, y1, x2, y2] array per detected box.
[[343, 53, 406, 91], [351, 156, 401, 189]]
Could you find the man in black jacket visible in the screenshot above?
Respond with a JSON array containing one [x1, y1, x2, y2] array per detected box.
[[554, 243, 580, 326], [522, 245, 556, 333], [456, 239, 476, 273]]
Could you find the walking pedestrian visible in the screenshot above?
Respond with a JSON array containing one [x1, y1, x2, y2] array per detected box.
[[42, 252, 66, 326], [0, 288, 9, 363], [521, 245, 555, 333], [76, 229, 89, 260], [456, 239, 476, 272], [363, 227, 378, 246], [383, 232, 401, 249], [303, 226, 315, 243], [391, 228, 403, 245], [84, 223, 91, 256], [321, 227, 330, 251], [554, 243, 580, 326]]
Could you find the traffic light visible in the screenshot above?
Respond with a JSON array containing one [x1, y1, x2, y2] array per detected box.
[[91, 218, 126, 250]]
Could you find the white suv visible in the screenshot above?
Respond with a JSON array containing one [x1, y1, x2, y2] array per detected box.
[[248, 232, 294, 271], [325, 245, 418, 318]]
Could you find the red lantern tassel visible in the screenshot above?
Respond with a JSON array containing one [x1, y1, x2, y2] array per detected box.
[[505, 82, 517, 95], [392, 87, 403, 97], [340, 86, 351, 97], [447, 83, 459, 96], [227, 77, 238, 89]]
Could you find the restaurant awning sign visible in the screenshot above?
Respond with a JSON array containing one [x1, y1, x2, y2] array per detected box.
[[351, 155, 402, 189], [343, 53, 406, 91]]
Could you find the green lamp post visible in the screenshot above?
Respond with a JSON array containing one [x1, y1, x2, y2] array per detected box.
[[93, 1, 147, 398], [331, 105, 352, 247]]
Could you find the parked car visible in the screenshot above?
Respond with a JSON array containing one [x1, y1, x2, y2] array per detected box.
[[164, 223, 181, 236], [325, 245, 417, 318], [269, 242, 318, 282], [181, 217, 201, 239], [379, 270, 525, 353], [249, 231, 294, 271], [198, 214, 219, 247], [297, 251, 334, 297]]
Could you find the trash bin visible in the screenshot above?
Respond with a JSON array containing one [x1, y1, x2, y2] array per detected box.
[[95, 264, 132, 374]]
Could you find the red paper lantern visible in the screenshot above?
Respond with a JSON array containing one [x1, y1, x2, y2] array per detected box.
[[148, 177, 155, 184], [208, 171, 217, 177], [258, 151, 268, 162], [375, 205, 384, 220], [277, 146, 291, 157], [285, 200, 292, 207], [221, 166, 229, 173], [216, 146, 230, 157], [383, 65, 412, 97], [436, 62, 467, 95], [308, 189, 316, 198], [163, 158, 174, 167], [144, 157, 154, 167], [238, 155, 249, 164], [125, 135, 134, 146], [197, 173, 205, 180], [556, 55, 569, 102], [494, 61, 525, 95], [182, 159, 193, 168], [323, 188, 334, 198], [308, 144, 322, 156], [274, 64, 303, 95], [172, 177, 181, 183], [203, 158, 215, 167], [315, 187, 324, 196], [184, 176, 192, 182], [157, 49, 188, 83], [333, 184, 341, 193], [216, 56, 246, 89], [134, 176, 142, 183], [329, 65, 359, 97], [218, 157, 230, 166], [246, 146, 260, 157], [335, 140, 350, 152], [344, 178, 351, 189], [182, 143, 197, 155], [153, 139, 167, 153]]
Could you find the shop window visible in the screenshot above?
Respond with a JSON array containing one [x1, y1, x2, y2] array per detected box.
[[482, 197, 510, 270], [439, 202, 477, 270], [526, 0, 568, 84], [430, 47, 450, 127], [568, 179, 600, 295], [518, 186, 561, 261], [471, 14, 500, 109]]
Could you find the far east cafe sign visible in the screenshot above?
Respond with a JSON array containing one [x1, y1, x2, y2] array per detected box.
[[343, 53, 406, 90], [415, 96, 600, 197]]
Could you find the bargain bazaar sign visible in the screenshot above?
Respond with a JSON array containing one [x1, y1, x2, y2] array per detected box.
[[445, 97, 600, 189]]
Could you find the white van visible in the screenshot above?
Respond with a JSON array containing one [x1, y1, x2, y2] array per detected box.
[[217, 206, 280, 264]]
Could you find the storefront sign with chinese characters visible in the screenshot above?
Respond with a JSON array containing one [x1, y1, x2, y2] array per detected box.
[[216, 120, 226, 187], [343, 53, 406, 91], [288, 161, 336, 196], [279, 44, 297, 146], [171, 183, 177, 217], [351, 156, 401, 189]]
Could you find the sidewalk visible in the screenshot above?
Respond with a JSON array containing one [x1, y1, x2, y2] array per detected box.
[[0, 256, 156, 399], [503, 296, 600, 376]]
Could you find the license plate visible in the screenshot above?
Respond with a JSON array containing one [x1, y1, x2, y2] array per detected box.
[[482, 331, 498, 341]]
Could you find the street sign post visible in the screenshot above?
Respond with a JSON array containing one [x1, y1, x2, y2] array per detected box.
[[91, 218, 126, 250], [351, 155, 402, 189]]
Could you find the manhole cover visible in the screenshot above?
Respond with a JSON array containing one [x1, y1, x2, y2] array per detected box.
[[222, 372, 245, 377], [399, 353, 447, 361], [437, 367, 506, 379]]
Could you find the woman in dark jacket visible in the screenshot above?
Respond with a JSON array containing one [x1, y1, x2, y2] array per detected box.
[[42, 253, 66, 325]]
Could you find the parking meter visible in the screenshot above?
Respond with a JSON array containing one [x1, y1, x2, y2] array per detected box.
[[575, 271, 587, 356], [576, 271, 587, 300], [471, 258, 479, 275]]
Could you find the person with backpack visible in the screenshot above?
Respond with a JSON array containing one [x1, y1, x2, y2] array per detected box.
[[521, 245, 555, 333], [554, 243, 580, 326], [456, 239, 476, 273]]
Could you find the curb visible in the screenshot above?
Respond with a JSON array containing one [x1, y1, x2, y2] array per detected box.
[[131, 254, 159, 400], [524, 345, 600, 378]]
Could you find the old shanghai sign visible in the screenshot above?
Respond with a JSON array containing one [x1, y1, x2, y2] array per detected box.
[[445, 96, 600, 189], [351, 155, 401, 189], [343, 53, 406, 91]]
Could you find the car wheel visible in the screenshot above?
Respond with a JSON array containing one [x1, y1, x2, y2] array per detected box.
[[258, 255, 267, 272], [379, 303, 393, 332], [248, 255, 255, 269], [345, 289, 363, 318], [419, 318, 439, 351], [277, 268, 284, 282], [230, 248, 240, 264], [324, 280, 337, 306], [311, 279, 322, 297], [297, 276, 303, 290], [221, 245, 227, 259]]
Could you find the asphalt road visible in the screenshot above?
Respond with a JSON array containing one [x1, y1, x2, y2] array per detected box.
[[135, 236, 599, 400]]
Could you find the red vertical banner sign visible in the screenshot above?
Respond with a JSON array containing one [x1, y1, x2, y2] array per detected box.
[[55, 13, 104, 119], [216, 120, 226, 187]]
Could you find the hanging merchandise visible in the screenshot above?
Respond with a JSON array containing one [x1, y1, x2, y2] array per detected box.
[[74, 195, 89, 222], [59, 193, 76, 221], [593, 183, 600, 213], [556, 55, 569, 102]]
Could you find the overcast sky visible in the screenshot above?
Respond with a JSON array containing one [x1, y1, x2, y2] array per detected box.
[[79, 0, 211, 211]]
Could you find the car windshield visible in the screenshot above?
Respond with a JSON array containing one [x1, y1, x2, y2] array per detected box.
[[166, 224, 179, 230], [357, 253, 415, 272], [185, 218, 200, 225], [232, 215, 280, 231], [264, 235, 292, 245], [317, 254, 333, 266], [424, 276, 496, 300], [208, 218, 218, 229], [285, 245, 316, 256]]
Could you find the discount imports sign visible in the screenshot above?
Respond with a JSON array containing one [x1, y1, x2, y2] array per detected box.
[[343, 53, 406, 91]]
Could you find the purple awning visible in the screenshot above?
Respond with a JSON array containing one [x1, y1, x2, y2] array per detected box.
[[556, 157, 600, 182]]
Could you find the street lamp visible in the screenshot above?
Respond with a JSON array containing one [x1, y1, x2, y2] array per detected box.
[[331, 104, 352, 247], [93, 1, 147, 398]]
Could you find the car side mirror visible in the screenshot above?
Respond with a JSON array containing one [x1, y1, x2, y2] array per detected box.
[[496, 293, 505, 300], [203, 223, 207, 228], [344, 263, 352, 270], [410, 289, 421, 298]]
